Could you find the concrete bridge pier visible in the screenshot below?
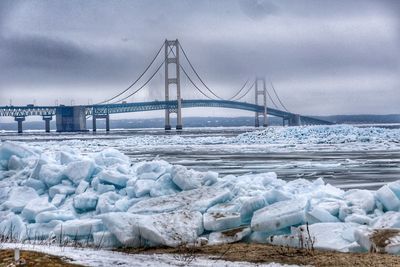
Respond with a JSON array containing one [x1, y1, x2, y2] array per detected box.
[[42, 115, 52, 132], [14, 116, 25, 133], [289, 114, 301, 126], [92, 114, 110, 132]]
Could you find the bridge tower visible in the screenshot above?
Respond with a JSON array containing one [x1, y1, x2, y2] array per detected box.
[[254, 77, 268, 127], [164, 39, 182, 130]]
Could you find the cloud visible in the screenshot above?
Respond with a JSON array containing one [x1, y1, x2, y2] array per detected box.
[[0, 0, 398, 116], [238, 0, 278, 20]]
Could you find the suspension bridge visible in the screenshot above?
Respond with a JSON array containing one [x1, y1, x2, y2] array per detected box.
[[0, 39, 333, 133]]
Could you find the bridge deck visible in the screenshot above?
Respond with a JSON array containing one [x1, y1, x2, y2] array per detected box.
[[0, 99, 332, 125]]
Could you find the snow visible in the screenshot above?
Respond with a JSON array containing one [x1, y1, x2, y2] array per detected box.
[[1, 138, 400, 254], [1, 243, 296, 267]]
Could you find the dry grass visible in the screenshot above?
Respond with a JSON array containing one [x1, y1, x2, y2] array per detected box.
[[120, 243, 400, 267], [0, 249, 84, 267]]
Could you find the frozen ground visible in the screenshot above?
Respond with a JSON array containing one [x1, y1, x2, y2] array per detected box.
[[1, 243, 296, 266]]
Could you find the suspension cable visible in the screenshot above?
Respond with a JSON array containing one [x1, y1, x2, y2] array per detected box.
[[234, 80, 255, 101], [228, 79, 249, 100], [96, 42, 164, 105], [265, 87, 280, 109], [179, 64, 214, 100], [270, 81, 289, 111], [178, 43, 224, 100], [110, 47, 173, 104]]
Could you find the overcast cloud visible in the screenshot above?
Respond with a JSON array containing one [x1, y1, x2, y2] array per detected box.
[[0, 0, 399, 119]]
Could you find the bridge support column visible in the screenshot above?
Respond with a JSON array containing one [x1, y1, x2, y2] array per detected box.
[[42, 115, 52, 132], [56, 106, 87, 132], [14, 116, 25, 133], [164, 39, 182, 130], [289, 114, 301, 126], [92, 114, 109, 132], [105, 114, 110, 132], [254, 77, 268, 127], [92, 116, 96, 132]]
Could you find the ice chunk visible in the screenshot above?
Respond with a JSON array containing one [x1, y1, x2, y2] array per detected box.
[[203, 211, 241, 231], [251, 198, 307, 232], [0, 214, 27, 241], [97, 170, 129, 188], [388, 181, 400, 199], [208, 227, 251, 246], [100, 212, 143, 247], [114, 197, 144, 212], [305, 206, 340, 224], [96, 192, 121, 214], [128, 186, 232, 214], [97, 183, 116, 194], [39, 164, 65, 187], [263, 189, 292, 204], [64, 160, 95, 184], [75, 180, 89, 194], [53, 219, 104, 238], [138, 210, 204, 247], [171, 165, 217, 190], [376, 185, 400, 211], [344, 214, 372, 225], [59, 151, 79, 165], [136, 160, 170, 179], [51, 194, 66, 207], [26, 220, 61, 240], [21, 197, 56, 222], [149, 173, 180, 197], [93, 231, 123, 248], [268, 222, 360, 252], [94, 148, 129, 167], [49, 184, 75, 198], [247, 229, 290, 244], [239, 196, 267, 223], [0, 141, 36, 161], [35, 210, 76, 223], [73, 191, 98, 212], [1, 186, 39, 213], [8, 155, 24, 170], [355, 227, 400, 254], [372, 211, 400, 228], [133, 179, 156, 197], [23, 178, 46, 195], [344, 189, 375, 213]]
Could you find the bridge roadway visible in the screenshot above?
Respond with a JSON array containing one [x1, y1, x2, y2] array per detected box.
[[0, 99, 333, 132]]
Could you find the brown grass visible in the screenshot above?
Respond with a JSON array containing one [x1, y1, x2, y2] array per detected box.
[[120, 243, 400, 267], [371, 229, 400, 250], [0, 249, 84, 267]]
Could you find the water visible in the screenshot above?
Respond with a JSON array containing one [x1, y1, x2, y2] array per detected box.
[[1, 126, 399, 190]]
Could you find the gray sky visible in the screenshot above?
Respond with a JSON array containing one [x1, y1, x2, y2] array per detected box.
[[0, 0, 399, 121]]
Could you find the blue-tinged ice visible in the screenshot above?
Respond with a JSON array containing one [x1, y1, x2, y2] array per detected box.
[[21, 197, 56, 222], [0, 214, 27, 240], [63, 160, 95, 184], [208, 227, 251, 245], [73, 191, 98, 212], [53, 218, 104, 238], [203, 211, 241, 231], [376, 185, 400, 211], [35, 210, 76, 223], [251, 198, 308, 232], [1, 186, 39, 213], [49, 184, 75, 199], [149, 173, 180, 197], [97, 170, 129, 188]]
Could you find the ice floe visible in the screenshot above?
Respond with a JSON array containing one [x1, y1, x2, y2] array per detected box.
[[1, 141, 400, 254]]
